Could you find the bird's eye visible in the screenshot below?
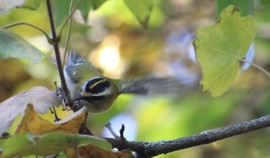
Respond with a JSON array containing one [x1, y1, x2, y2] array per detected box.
[[83, 77, 110, 94]]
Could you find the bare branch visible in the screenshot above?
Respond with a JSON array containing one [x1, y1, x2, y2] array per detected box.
[[105, 114, 270, 157]]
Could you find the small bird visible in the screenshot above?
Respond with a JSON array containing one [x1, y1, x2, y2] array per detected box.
[[64, 51, 196, 113]]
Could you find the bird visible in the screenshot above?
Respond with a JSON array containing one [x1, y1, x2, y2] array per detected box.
[[64, 50, 197, 113]]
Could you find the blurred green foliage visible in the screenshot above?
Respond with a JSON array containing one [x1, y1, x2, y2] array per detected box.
[[0, 0, 270, 158], [216, 0, 254, 16]]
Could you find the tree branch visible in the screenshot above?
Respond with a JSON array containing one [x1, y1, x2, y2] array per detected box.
[[46, 0, 73, 107], [105, 114, 270, 157]]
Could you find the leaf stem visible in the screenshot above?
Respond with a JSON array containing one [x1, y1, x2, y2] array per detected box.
[[59, 0, 84, 53], [2, 22, 51, 42], [206, 47, 270, 78], [46, 0, 73, 107], [240, 58, 270, 78], [62, 0, 77, 66]]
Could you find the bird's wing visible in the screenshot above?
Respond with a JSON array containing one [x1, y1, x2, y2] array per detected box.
[[118, 77, 198, 96], [117, 79, 149, 94], [65, 50, 101, 83]]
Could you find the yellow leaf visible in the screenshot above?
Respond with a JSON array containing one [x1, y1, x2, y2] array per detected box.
[[15, 105, 86, 135]]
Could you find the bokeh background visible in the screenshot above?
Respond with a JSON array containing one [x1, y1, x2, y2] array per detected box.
[[1, 0, 270, 157]]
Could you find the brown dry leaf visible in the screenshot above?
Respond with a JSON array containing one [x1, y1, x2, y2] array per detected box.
[[77, 145, 134, 158], [0, 86, 61, 136], [15, 105, 86, 135]]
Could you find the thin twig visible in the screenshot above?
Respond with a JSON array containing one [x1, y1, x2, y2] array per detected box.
[[2, 22, 51, 41], [105, 114, 270, 157], [62, 0, 75, 66], [58, 0, 84, 49], [105, 122, 120, 139], [46, 0, 73, 107], [120, 124, 125, 139]]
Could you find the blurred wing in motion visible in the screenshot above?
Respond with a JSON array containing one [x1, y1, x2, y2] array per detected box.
[[118, 76, 198, 96], [65, 51, 100, 83], [117, 79, 149, 94]]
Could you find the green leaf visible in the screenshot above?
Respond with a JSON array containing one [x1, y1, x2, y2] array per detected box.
[[0, 137, 7, 148], [77, 0, 108, 21], [2, 132, 112, 157], [51, 0, 106, 26], [51, 0, 70, 27], [92, 0, 107, 10], [0, 30, 44, 63], [79, 0, 107, 20], [216, 0, 253, 16], [124, 0, 153, 28], [20, 0, 41, 10], [0, 0, 40, 15], [77, 0, 92, 21], [193, 5, 256, 97]]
